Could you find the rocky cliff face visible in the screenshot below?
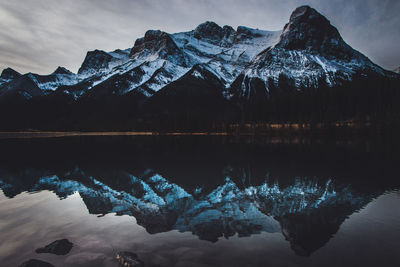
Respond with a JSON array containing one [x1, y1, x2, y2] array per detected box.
[[276, 6, 353, 57], [228, 6, 392, 100]]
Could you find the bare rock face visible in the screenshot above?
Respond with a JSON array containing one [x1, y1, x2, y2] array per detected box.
[[193, 21, 235, 43], [36, 239, 73, 255], [116, 251, 144, 267], [19, 259, 55, 267], [227, 5, 390, 100], [276, 6, 355, 59], [78, 50, 114, 74], [130, 30, 186, 66]]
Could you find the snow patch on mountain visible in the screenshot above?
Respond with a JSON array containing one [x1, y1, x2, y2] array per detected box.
[[28, 71, 81, 91]]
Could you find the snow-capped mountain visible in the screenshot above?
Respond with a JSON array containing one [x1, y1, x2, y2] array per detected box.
[[0, 20, 281, 99], [1, 5, 395, 101], [0, 5, 398, 130], [229, 6, 395, 99], [78, 22, 281, 99], [0, 66, 80, 98], [395, 66, 400, 74]]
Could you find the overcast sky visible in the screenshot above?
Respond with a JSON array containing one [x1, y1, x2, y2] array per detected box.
[[0, 0, 399, 74]]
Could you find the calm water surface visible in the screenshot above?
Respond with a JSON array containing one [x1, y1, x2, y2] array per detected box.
[[0, 136, 399, 267]]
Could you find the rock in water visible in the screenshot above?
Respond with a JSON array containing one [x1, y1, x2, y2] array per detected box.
[[116, 251, 144, 267], [35, 239, 73, 255], [19, 259, 55, 267]]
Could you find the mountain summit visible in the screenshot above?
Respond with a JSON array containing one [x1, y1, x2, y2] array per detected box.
[[276, 6, 352, 57], [229, 5, 393, 100], [0, 67, 21, 80]]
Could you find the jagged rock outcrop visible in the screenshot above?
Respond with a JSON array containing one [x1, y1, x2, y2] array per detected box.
[[78, 49, 114, 75], [130, 30, 187, 66]]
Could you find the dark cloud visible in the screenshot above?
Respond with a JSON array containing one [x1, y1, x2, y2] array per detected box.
[[0, 0, 398, 74]]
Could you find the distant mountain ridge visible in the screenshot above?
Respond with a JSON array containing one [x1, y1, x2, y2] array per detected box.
[[0, 5, 399, 130]]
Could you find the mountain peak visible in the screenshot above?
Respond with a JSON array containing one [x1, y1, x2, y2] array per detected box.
[[131, 29, 172, 51], [130, 29, 187, 66], [193, 21, 235, 42], [394, 66, 400, 74], [53, 66, 73, 75], [143, 30, 169, 43], [194, 21, 222, 36], [1, 67, 21, 80], [289, 5, 317, 21], [78, 50, 113, 74], [276, 5, 352, 58]]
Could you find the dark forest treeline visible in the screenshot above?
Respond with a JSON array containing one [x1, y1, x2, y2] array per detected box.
[[0, 74, 399, 132]]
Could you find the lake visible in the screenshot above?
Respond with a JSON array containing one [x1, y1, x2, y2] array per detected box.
[[0, 135, 399, 267]]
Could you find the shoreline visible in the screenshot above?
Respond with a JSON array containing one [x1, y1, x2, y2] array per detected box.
[[0, 127, 397, 139], [0, 131, 231, 139]]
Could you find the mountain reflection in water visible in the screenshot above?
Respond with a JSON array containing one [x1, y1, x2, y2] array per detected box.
[[0, 136, 399, 266]]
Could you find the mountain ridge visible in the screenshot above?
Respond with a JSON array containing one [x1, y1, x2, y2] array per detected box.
[[0, 5, 399, 130], [1, 5, 395, 100]]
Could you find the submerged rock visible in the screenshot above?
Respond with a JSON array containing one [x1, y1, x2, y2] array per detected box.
[[19, 259, 55, 267], [116, 251, 144, 267], [36, 239, 73, 255]]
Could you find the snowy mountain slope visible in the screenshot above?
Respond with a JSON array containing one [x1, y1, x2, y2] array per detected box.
[[0, 48, 132, 98], [394, 66, 400, 74], [27, 68, 80, 91], [0, 65, 81, 98], [228, 6, 396, 99], [171, 23, 281, 87], [80, 24, 281, 98], [0, 21, 280, 100]]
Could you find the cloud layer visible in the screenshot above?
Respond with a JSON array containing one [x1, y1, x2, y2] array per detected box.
[[0, 0, 399, 74]]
